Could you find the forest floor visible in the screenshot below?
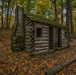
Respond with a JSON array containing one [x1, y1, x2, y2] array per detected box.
[[0, 29, 76, 75]]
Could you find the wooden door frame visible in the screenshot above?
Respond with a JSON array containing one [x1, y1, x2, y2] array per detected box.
[[49, 27, 54, 50]]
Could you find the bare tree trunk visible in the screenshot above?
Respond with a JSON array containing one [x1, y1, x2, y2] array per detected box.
[[69, 0, 74, 36], [27, 0, 30, 14], [8, 1, 14, 27], [6, 0, 11, 29], [66, 0, 70, 41], [8, 8, 13, 27], [66, 0, 70, 28], [54, 0, 57, 22], [61, 0, 63, 25], [1, 0, 4, 28]]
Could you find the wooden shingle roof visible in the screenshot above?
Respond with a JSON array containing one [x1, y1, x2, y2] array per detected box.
[[25, 13, 68, 29]]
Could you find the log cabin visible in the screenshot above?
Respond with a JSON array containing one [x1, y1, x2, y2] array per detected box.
[[11, 6, 69, 54]]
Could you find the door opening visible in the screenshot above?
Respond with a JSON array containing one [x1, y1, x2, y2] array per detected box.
[[58, 28, 61, 47], [49, 27, 54, 49]]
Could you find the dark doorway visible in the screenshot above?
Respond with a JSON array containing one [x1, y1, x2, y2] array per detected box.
[[58, 28, 61, 47], [49, 27, 54, 49]]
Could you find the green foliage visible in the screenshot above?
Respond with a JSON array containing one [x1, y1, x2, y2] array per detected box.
[[0, 0, 75, 28]]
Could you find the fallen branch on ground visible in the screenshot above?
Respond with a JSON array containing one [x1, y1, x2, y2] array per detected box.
[[45, 57, 76, 75]]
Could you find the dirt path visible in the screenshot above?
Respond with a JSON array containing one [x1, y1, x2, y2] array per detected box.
[[0, 29, 76, 75]]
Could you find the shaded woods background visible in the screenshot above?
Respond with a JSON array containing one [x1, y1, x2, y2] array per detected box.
[[0, 0, 76, 37]]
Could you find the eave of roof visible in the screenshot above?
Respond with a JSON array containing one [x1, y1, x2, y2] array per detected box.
[[25, 13, 68, 29]]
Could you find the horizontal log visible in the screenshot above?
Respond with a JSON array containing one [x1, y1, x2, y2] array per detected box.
[[17, 29, 23, 31], [62, 40, 68, 42], [43, 28, 49, 30], [25, 31, 30, 33], [35, 46, 49, 48], [35, 39, 49, 41], [25, 35, 30, 37], [25, 26, 30, 28], [18, 17, 23, 19], [25, 23, 32, 26], [25, 43, 30, 46], [62, 39, 68, 41], [43, 34, 49, 36], [25, 47, 30, 50], [62, 36, 67, 38], [16, 31, 23, 34], [24, 21, 31, 25], [45, 57, 76, 75], [62, 38, 68, 40], [43, 32, 49, 34], [35, 47, 48, 51], [42, 35, 49, 37], [35, 44, 49, 47], [35, 43, 49, 46], [24, 19, 30, 22], [62, 39, 68, 40], [42, 29, 49, 31], [43, 30, 49, 32], [35, 37, 49, 41], [62, 43, 68, 45], [26, 27, 31, 29], [25, 34, 30, 36], [62, 46, 68, 47], [62, 44, 68, 46], [62, 34, 66, 36], [25, 38, 30, 40], [25, 40, 30, 42], [17, 24, 23, 27], [24, 18, 30, 21], [25, 44, 30, 46], [26, 49, 30, 51], [25, 45, 30, 48], [35, 41, 49, 43], [43, 25, 49, 28], [35, 25, 42, 28], [25, 32, 30, 35], [25, 36, 30, 38], [16, 29, 23, 32], [16, 33, 23, 36], [35, 26, 48, 29], [62, 46, 68, 48]]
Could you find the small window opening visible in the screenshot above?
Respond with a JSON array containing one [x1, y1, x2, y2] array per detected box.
[[36, 28, 42, 37], [65, 32, 67, 38]]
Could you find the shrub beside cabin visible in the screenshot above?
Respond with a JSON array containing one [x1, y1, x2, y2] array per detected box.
[[12, 6, 69, 54]]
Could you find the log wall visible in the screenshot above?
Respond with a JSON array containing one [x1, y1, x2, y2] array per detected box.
[[24, 15, 35, 53], [34, 23, 49, 52], [12, 6, 69, 53], [24, 15, 31, 51], [62, 29, 69, 48]]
